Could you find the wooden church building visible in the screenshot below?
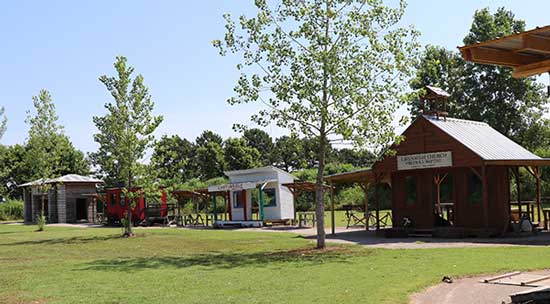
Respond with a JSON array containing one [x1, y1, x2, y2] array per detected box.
[[372, 86, 550, 236]]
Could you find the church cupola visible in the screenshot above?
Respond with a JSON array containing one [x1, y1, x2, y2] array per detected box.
[[420, 85, 450, 119]]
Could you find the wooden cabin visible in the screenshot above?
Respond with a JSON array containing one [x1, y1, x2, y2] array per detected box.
[[371, 87, 550, 236], [19, 174, 103, 224]]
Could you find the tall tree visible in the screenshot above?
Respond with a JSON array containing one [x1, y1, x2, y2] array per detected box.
[[196, 130, 223, 147], [25, 90, 64, 230], [273, 135, 305, 172], [195, 142, 226, 180], [223, 137, 262, 170], [0, 106, 6, 140], [91, 56, 163, 236], [214, 0, 419, 248], [243, 128, 274, 166], [410, 8, 547, 147], [151, 135, 197, 183]]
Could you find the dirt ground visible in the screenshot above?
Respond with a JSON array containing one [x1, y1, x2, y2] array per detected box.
[[410, 270, 550, 304], [263, 227, 550, 249]]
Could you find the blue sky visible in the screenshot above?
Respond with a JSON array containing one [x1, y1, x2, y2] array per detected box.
[[1, 0, 549, 153]]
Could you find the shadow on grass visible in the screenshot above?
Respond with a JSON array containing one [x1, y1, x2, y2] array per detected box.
[[81, 247, 359, 272], [0, 234, 120, 246]]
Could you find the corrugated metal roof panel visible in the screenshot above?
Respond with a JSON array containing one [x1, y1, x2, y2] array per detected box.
[[423, 115, 540, 161], [425, 85, 450, 97], [19, 174, 103, 187]]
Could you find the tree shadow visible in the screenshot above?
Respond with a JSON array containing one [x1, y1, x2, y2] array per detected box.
[[81, 247, 360, 272], [0, 234, 120, 246]]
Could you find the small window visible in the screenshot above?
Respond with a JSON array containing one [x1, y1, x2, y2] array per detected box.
[[263, 188, 277, 207], [109, 192, 117, 207], [405, 176, 417, 205], [233, 191, 244, 208], [467, 173, 482, 204]]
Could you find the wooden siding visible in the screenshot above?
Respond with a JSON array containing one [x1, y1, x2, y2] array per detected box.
[[378, 116, 511, 232], [374, 116, 483, 173]]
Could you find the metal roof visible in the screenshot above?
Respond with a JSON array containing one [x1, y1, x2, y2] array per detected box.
[[425, 85, 450, 97], [19, 174, 103, 187], [423, 115, 541, 161]]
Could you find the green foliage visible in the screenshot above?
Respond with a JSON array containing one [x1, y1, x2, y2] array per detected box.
[[410, 7, 547, 148], [223, 137, 261, 171], [36, 213, 46, 231], [0, 106, 6, 140], [91, 56, 163, 189], [0, 199, 23, 221], [25, 90, 63, 184], [150, 135, 196, 184], [195, 141, 226, 180], [91, 56, 163, 236], [215, 0, 419, 247], [243, 128, 274, 166], [273, 135, 305, 171]]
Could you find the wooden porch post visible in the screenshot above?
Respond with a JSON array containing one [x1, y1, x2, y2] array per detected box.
[[375, 173, 381, 231], [535, 167, 542, 226], [359, 182, 369, 231], [515, 167, 522, 219], [482, 165, 489, 228], [227, 191, 232, 221], [330, 182, 335, 235]]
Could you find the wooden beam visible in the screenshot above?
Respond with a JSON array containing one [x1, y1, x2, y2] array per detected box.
[[330, 182, 335, 235], [463, 47, 540, 67], [519, 35, 550, 54], [482, 166, 489, 228], [512, 59, 550, 78], [484, 159, 550, 166]]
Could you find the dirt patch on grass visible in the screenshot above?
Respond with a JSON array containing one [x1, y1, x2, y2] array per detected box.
[[2, 293, 49, 304]]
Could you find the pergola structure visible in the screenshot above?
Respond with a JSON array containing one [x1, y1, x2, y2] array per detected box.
[[195, 188, 231, 221], [459, 25, 550, 78], [281, 181, 332, 228], [324, 169, 390, 235]]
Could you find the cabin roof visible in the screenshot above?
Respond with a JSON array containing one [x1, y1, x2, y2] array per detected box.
[[19, 174, 103, 187], [458, 25, 550, 78], [423, 115, 540, 161], [224, 166, 295, 180]]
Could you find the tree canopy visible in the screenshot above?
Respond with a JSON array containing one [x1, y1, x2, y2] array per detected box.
[[215, 0, 419, 248], [410, 7, 548, 149]]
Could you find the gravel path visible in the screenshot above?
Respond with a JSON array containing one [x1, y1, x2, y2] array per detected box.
[[410, 270, 550, 304]]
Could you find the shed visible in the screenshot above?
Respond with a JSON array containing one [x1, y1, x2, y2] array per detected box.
[[19, 174, 103, 224], [207, 166, 295, 227]]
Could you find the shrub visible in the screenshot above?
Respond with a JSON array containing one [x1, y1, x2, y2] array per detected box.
[[36, 214, 46, 231], [0, 199, 24, 221]]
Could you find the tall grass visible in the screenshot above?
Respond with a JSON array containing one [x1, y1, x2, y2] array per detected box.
[[0, 199, 24, 221]]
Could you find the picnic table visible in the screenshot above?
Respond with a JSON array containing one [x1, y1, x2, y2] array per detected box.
[[297, 212, 316, 228]]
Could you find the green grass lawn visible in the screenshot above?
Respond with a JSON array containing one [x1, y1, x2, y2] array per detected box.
[[2, 224, 550, 304]]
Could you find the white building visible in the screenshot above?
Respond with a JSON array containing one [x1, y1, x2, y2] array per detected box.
[[208, 166, 295, 227]]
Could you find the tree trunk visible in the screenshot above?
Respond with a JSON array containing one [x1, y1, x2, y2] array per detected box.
[[314, 132, 327, 249], [41, 194, 45, 223], [125, 170, 134, 237]]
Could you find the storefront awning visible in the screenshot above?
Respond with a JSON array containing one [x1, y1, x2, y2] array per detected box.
[[207, 179, 277, 192]]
